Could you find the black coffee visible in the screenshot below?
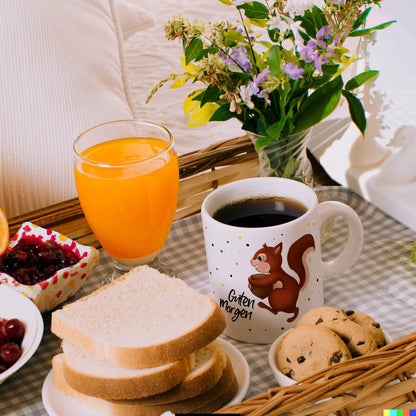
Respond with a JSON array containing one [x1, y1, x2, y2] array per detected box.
[[213, 196, 307, 227]]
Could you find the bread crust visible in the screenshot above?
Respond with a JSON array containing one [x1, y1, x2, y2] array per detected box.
[[60, 352, 193, 400], [53, 355, 238, 416], [136, 340, 228, 405], [51, 267, 227, 368]]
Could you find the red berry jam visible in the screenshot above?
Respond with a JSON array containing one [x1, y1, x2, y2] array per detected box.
[[0, 235, 80, 285], [0, 318, 25, 372]]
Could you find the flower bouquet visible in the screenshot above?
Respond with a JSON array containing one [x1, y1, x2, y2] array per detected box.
[[148, 0, 394, 182]]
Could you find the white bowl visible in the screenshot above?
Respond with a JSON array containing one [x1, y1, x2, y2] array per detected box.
[[0, 284, 44, 384], [268, 328, 393, 386], [268, 329, 296, 386]]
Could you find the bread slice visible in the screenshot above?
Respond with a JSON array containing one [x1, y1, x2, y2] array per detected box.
[[51, 266, 226, 368], [136, 340, 227, 404], [59, 339, 226, 401], [59, 341, 194, 400], [53, 355, 238, 416]]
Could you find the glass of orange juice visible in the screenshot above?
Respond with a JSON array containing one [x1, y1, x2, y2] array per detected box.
[[73, 120, 179, 281]]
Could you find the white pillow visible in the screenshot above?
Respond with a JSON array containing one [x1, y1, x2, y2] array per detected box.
[[0, 0, 138, 218]]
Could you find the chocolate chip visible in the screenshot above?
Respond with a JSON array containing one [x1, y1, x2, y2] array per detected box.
[[297, 356, 306, 364], [373, 323, 380, 328], [315, 318, 323, 324], [330, 352, 343, 363], [345, 310, 354, 316], [286, 357, 291, 363], [357, 341, 365, 345], [285, 369, 295, 379]]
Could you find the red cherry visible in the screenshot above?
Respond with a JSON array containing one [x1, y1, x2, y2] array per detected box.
[[2, 319, 25, 342], [0, 342, 21, 363]]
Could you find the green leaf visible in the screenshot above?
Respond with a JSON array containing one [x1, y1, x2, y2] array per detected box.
[[217, 0, 233, 4], [298, 29, 310, 43], [311, 5, 327, 28], [253, 135, 273, 152], [293, 75, 343, 133], [349, 21, 396, 37], [248, 18, 268, 28], [224, 29, 246, 43], [184, 38, 203, 65], [267, 45, 281, 77], [193, 85, 222, 106], [342, 90, 366, 136], [266, 119, 285, 140], [268, 28, 280, 43], [237, 1, 269, 20], [345, 70, 379, 90], [352, 7, 372, 30], [210, 103, 234, 122], [299, 15, 316, 38], [197, 46, 219, 60]]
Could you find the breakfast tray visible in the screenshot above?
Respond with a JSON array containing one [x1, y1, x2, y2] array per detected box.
[[2, 186, 416, 416], [2, 135, 416, 416]]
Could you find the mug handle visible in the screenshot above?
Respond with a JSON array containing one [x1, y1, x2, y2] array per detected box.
[[319, 201, 364, 276]]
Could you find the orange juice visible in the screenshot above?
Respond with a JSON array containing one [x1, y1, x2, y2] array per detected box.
[[74, 137, 179, 264]]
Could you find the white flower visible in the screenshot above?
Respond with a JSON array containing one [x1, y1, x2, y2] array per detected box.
[[268, 16, 289, 32], [283, 0, 315, 17], [268, 16, 303, 49], [286, 17, 304, 48], [239, 85, 255, 109]]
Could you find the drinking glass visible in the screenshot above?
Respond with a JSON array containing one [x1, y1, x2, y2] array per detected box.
[[73, 120, 179, 283]]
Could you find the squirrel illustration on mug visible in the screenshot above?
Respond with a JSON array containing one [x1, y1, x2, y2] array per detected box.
[[248, 234, 315, 322]]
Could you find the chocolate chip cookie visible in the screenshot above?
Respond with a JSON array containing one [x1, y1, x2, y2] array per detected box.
[[295, 306, 346, 326], [344, 309, 385, 348], [277, 325, 352, 381], [315, 318, 377, 357], [296, 306, 378, 357]]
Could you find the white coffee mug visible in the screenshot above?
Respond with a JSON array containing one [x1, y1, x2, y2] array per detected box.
[[201, 178, 364, 344]]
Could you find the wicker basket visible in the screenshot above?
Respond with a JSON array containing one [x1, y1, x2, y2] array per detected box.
[[218, 332, 416, 416], [175, 134, 259, 220]]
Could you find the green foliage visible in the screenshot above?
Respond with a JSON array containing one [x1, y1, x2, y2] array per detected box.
[[150, 0, 394, 151]]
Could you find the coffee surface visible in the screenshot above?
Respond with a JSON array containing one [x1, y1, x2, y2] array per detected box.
[[213, 196, 307, 227]]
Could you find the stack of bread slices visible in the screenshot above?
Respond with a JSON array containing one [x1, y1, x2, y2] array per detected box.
[[50, 266, 238, 415]]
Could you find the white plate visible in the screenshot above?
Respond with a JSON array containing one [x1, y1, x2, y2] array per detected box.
[[42, 338, 250, 416], [0, 284, 44, 384]]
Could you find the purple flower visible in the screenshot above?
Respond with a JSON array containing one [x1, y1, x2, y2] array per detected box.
[[253, 68, 270, 85], [228, 47, 253, 73], [317, 25, 333, 40], [332, 0, 345, 4], [313, 55, 329, 73], [247, 69, 271, 103], [282, 62, 304, 80], [300, 40, 318, 63]]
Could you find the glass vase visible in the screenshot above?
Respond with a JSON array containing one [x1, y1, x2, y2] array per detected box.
[[247, 128, 314, 187]]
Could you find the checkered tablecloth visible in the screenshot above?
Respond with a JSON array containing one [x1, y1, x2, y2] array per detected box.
[[2, 187, 416, 416]]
